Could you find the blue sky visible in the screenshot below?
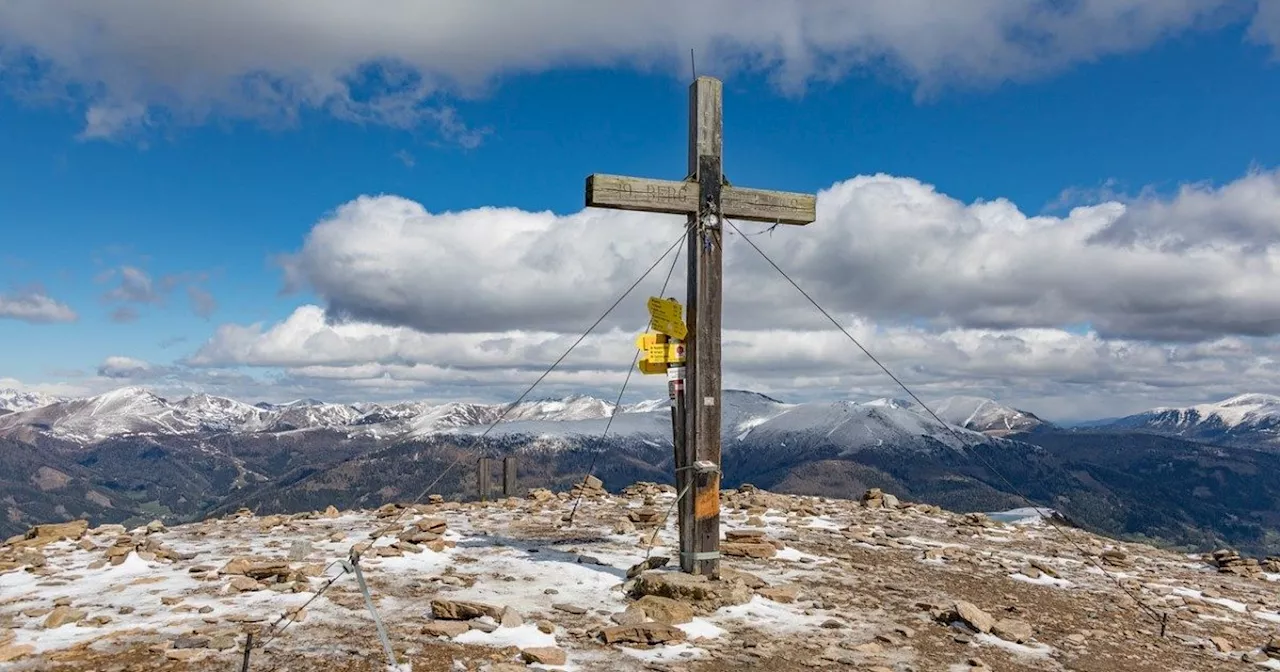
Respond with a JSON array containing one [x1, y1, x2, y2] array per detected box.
[[3, 2, 1280, 420]]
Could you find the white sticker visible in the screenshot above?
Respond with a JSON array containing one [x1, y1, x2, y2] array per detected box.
[[703, 396, 715, 406]]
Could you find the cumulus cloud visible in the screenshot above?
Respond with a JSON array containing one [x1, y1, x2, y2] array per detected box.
[[279, 170, 1280, 343], [184, 303, 1280, 421], [97, 356, 157, 379], [101, 266, 160, 304], [4, 363, 269, 406], [85, 356, 262, 399], [172, 167, 1280, 420], [276, 197, 686, 334], [0, 288, 77, 324], [0, 1, 1258, 139]]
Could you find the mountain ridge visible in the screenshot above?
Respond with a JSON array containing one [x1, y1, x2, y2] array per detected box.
[[0, 385, 1048, 445], [1091, 392, 1280, 448]]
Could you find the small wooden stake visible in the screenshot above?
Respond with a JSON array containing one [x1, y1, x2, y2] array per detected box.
[[477, 457, 491, 502], [240, 632, 253, 672], [503, 455, 517, 496]]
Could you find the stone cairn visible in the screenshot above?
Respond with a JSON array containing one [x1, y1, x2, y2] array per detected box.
[[1209, 548, 1280, 577]]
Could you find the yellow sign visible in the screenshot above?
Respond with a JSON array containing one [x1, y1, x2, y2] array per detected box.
[[637, 330, 665, 350], [637, 359, 667, 375], [647, 297, 688, 340], [635, 330, 682, 374]]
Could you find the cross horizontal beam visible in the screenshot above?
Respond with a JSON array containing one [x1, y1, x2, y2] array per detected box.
[[586, 174, 816, 226]]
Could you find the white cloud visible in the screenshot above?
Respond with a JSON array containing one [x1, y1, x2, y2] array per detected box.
[[279, 170, 1280, 342], [1248, 0, 1280, 53], [101, 266, 160, 304], [276, 197, 686, 334], [0, 0, 1256, 139], [97, 356, 157, 379], [172, 167, 1280, 421], [182, 303, 1280, 422], [0, 289, 77, 323]]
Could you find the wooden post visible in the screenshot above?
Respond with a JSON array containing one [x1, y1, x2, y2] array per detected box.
[[683, 76, 723, 577], [503, 455, 517, 497], [478, 458, 487, 502]]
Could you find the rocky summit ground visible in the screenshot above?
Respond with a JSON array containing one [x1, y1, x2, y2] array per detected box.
[[3, 482, 1280, 672]]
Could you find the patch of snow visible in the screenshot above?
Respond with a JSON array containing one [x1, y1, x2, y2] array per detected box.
[[803, 516, 843, 531], [973, 633, 1055, 657], [774, 547, 830, 564], [1172, 587, 1248, 613], [618, 642, 708, 663], [986, 507, 1056, 525], [454, 623, 558, 649], [1009, 572, 1072, 588], [676, 618, 726, 640], [714, 596, 830, 634]]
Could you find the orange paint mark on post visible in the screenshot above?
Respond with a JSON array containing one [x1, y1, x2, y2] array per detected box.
[[693, 476, 720, 519]]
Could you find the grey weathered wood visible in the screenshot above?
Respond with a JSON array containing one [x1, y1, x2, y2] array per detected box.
[[684, 76, 723, 579], [502, 455, 517, 497], [477, 457, 491, 502], [585, 174, 698, 216], [587, 174, 814, 225], [722, 187, 816, 225]]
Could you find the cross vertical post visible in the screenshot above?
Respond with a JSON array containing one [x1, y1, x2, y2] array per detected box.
[[684, 76, 723, 577], [582, 75, 816, 577]]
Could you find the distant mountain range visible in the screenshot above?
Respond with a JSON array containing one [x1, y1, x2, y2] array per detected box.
[[6, 386, 1280, 558], [0, 385, 1032, 447], [0, 389, 66, 416], [10, 385, 1280, 449], [1087, 393, 1280, 448]]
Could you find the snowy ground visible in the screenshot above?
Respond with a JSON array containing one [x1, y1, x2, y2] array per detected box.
[[2, 485, 1276, 671]]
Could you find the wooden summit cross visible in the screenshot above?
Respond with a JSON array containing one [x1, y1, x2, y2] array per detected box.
[[583, 76, 817, 577]]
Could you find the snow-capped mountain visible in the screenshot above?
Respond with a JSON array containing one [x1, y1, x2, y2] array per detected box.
[[407, 396, 622, 437], [927, 396, 1047, 436], [0, 387, 643, 444], [172, 393, 273, 432], [738, 397, 991, 454], [0, 387, 236, 442], [259, 402, 364, 433], [457, 391, 996, 457], [457, 390, 788, 442], [0, 389, 65, 414], [1097, 393, 1280, 447], [0, 386, 1018, 451]]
